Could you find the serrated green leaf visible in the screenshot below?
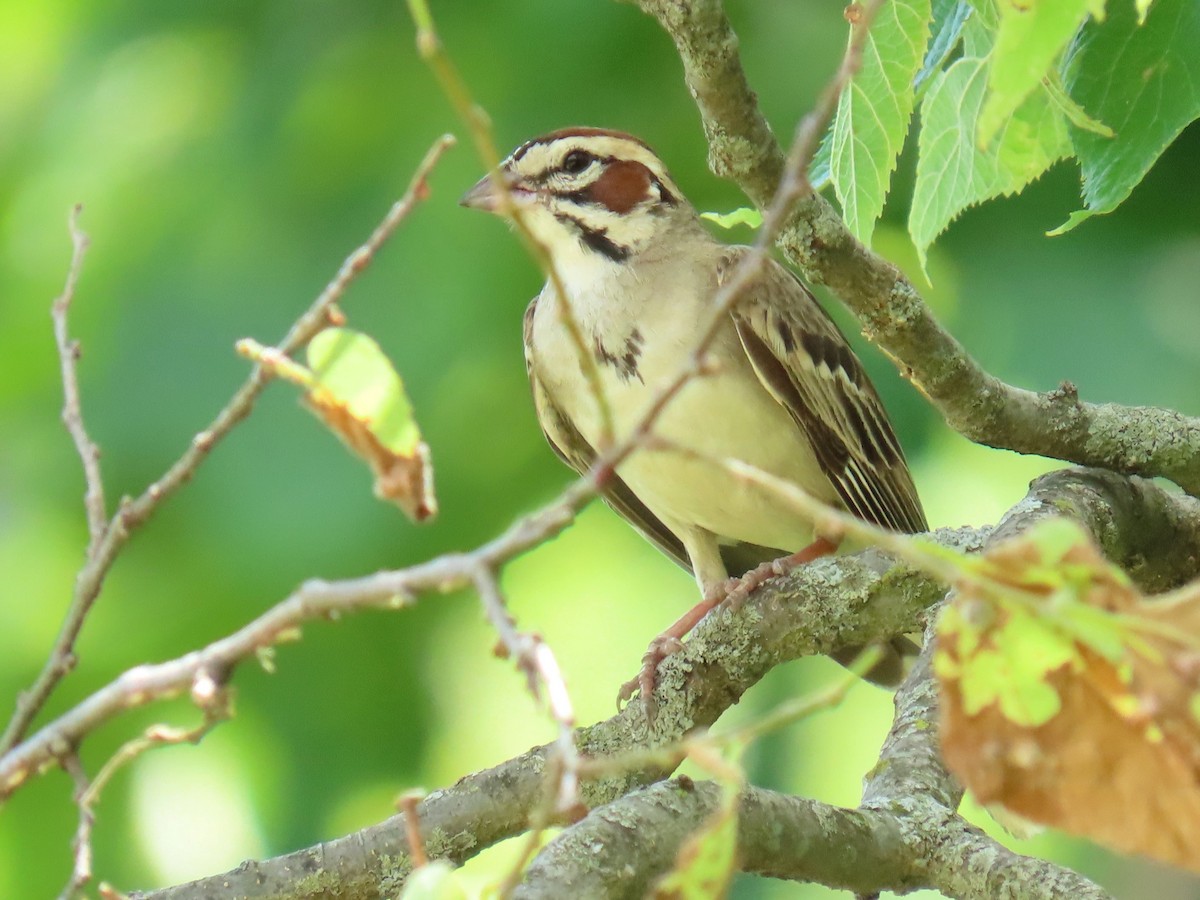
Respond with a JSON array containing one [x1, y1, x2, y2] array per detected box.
[[399, 861, 469, 900], [1052, 0, 1200, 234], [652, 781, 739, 899], [960, 14, 993, 57], [699, 207, 763, 230], [978, 0, 1102, 148], [829, 0, 932, 245], [910, 57, 1070, 272], [914, 0, 973, 95], [307, 327, 421, 457]]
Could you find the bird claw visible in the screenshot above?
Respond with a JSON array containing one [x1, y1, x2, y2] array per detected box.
[[720, 559, 785, 610], [616, 634, 685, 723]]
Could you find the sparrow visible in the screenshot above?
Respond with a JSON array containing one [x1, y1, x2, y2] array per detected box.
[[461, 127, 927, 712]]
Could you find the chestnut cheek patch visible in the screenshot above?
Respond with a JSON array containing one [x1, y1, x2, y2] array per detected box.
[[589, 160, 653, 214]]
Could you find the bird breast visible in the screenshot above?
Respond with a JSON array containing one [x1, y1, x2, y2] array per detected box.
[[528, 269, 836, 550]]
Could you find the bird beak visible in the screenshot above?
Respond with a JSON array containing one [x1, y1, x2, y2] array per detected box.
[[459, 173, 505, 213]]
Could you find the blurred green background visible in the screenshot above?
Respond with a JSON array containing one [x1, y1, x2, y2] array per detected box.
[[1, 1, 1198, 897]]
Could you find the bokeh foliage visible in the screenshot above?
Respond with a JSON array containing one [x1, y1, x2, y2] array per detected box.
[[0, 1, 1198, 896]]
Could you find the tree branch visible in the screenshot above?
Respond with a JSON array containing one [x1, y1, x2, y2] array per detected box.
[[130, 525, 984, 899], [627, 0, 1200, 496], [516, 781, 909, 899], [129, 467, 1200, 899]]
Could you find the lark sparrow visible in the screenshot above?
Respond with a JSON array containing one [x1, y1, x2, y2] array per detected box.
[[462, 128, 927, 710]]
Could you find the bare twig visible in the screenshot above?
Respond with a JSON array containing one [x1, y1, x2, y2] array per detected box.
[[0, 135, 457, 756], [58, 680, 231, 897], [52, 205, 107, 552], [60, 753, 94, 900], [473, 566, 582, 814], [397, 791, 428, 868]]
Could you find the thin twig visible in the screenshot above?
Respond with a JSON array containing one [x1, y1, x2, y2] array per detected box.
[[0, 135, 457, 756], [397, 791, 429, 868], [60, 753, 94, 900], [473, 567, 582, 815], [51, 205, 107, 553], [406, 0, 615, 446]]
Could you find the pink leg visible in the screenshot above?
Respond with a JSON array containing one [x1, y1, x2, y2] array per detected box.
[[615, 597, 719, 716], [618, 536, 840, 721]]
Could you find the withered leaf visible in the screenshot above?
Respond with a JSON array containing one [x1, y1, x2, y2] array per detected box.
[[935, 518, 1200, 874], [238, 328, 436, 522]]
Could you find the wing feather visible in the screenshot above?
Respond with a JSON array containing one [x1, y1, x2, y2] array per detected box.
[[722, 249, 927, 535]]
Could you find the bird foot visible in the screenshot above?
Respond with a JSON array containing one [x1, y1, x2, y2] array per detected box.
[[616, 633, 685, 723], [723, 536, 840, 609]]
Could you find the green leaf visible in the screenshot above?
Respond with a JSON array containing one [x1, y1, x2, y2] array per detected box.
[[1042, 71, 1115, 138], [399, 861, 469, 900], [909, 57, 1071, 272], [307, 327, 421, 457], [699, 207, 763, 230], [652, 780, 739, 899], [914, 0, 973, 95], [828, 0, 932, 245], [978, 0, 1102, 148], [1052, 0, 1200, 234]]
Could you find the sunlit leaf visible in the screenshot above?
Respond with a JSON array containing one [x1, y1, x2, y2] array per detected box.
[[977, 0, 1102, 148], [700, 207, 763, 230], [1052, 0, 1200, 233], [828, 0, 931, 245]]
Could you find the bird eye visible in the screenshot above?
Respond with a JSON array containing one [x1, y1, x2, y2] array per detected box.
[[561, 149, 593, 175]]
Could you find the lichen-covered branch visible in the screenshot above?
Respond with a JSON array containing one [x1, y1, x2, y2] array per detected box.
[[627, 0, 1200, 496], [515, 781, 909, 899], [131, 467, 1200, 899], [130, 526, 982, 899]]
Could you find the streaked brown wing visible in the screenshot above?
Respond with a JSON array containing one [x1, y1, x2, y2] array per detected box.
[[721, 249, 927, 535]]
